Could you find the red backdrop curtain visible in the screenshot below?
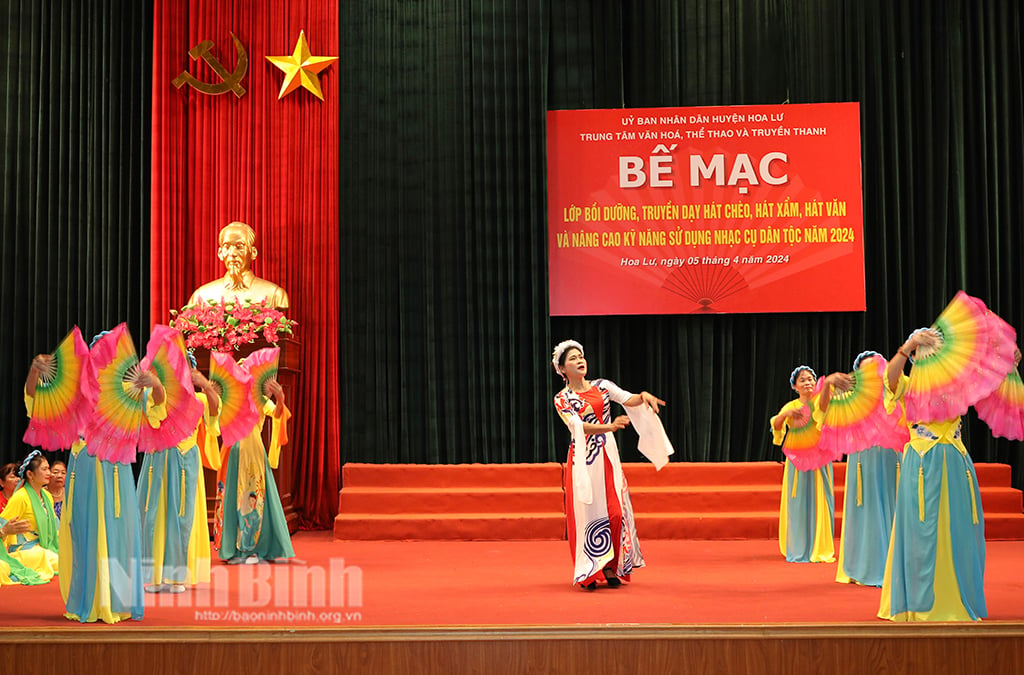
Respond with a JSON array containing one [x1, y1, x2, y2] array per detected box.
[[150, 0, 340, 527]]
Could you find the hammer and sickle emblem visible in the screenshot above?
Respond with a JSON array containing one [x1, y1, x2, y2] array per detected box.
[[172, 32, 248, 97]]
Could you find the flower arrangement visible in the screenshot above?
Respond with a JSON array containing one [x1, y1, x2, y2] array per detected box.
[[170, 297, 297, 352]]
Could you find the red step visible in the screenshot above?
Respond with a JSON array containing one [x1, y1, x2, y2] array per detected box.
[[636, 512, 1024, 540], [341, 462, 563, 488], [333, 512, 566, 540], [333, 462, 1024, 541], [339, 486, 564, 514]]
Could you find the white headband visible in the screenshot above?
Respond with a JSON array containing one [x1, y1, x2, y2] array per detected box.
[[551, 339, 584, 376]]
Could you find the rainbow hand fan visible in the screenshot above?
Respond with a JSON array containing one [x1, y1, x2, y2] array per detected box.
[[781, 404, 834, 471], [137, 325, 204, 453], [905, 291, 1017, 423], [241, 347, 280, 407], [23, 327, 92, 450], [83, 324, 145, 463], [819, 354, 909, 456], [969, 295, 1019, 377], [209, 351, 259, 448], [975, 367, 1024, 441]]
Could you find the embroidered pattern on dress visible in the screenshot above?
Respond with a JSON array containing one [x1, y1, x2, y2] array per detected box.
[[567, 390, 607, 465], [911, 421, 961, 440], [583, 517, 612, 559]]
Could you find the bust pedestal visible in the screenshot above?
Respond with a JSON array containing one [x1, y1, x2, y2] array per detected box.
[[193, 336, 301, 534]]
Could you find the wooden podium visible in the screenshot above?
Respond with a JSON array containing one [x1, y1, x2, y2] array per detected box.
[[193, 336, 301, 534]]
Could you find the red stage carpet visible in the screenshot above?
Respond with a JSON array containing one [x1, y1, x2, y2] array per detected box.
[[9, 463, 1024, 674], [5, 531, 1024, 627]]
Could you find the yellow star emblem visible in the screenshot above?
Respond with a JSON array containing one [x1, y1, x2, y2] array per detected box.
[[265, 30, 338, 101]]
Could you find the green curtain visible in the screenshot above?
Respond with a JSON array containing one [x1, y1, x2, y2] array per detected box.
[[0, 0, 153, 464], [2, 1, 1022, 495], [338, 0, 553, 463], [335, 0, 1024, 492]]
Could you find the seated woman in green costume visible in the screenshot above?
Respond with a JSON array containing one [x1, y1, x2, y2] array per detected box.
[[0, 516, 32, 585], [0, 450, 60, 585]]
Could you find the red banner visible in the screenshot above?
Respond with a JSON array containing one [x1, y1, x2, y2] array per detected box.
[[546, 103, 865, 315]]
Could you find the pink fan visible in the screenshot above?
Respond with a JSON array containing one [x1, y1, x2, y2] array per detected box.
[[83, 324, 145, 463], [781, 404, 834, 471], [905, 291, 1017, 422], [137, 325, 204, 453], [23, 327, 92, 450], [209, 351, 259, 448], [968, 295, 1018, 367], [241, 347, 280, 408], [974, 368, 1024, 441], [819, 354, 909, 456]]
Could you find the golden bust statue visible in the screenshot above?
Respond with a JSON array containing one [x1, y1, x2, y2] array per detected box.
[[188, 221, 290, 309]]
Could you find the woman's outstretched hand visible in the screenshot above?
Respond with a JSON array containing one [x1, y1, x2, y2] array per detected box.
[[0, 517, 30, 537], [31, 354, 54, 373], [640, 391, 666, 414], [264, 379, 285, 405], [610, 415, 631, 431], [826, 372, 854, 393], [908, 328, 941, 351], [787, 406, 809, 425]]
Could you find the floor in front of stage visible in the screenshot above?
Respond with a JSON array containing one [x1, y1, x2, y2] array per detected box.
[[6, 531, 1024, 628]]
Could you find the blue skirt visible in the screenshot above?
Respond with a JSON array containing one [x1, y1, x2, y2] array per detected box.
[[779, 460, 835, 563], [62, 453, 144, 623], [836, 447, 900, 587], [879, 443, 986, 621], [138, 446, 200, 585]]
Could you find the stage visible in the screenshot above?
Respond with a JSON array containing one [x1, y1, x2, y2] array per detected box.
[[6, 532, 1024, 673]]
